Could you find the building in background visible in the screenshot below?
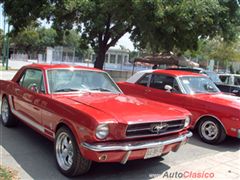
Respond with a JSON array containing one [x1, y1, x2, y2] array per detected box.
[[43, 46, 149, 72]]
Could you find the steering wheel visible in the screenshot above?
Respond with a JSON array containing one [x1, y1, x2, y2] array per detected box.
[[27, 83, 39, 93]]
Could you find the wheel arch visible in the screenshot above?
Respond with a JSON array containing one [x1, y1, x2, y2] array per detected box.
[[194, 114, 226, 133], [1, 93, 7, 100], [55, 120, 81, 145]]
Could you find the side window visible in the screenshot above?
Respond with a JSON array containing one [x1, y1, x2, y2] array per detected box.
[[219, 76, 230, 84], [136, 74, 151, 87], [19, 69, 45, 93], [234, 76, 240, 86], [150, 74, 180, 92], [18, 73, 26, 86]]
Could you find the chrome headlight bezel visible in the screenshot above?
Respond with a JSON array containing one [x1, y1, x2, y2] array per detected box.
[[95, 124, 109, 139], [184, 116, 191, 127]]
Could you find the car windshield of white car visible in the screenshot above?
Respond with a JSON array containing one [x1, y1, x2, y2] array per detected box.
[[180, 76, 220, 94], [47, 69, 121, 94]]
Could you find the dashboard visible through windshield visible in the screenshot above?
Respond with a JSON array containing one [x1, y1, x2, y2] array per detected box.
[[179, 76, 220, 94], [47, 69, 121, 94]]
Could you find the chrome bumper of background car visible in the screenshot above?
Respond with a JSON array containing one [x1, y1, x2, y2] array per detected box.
[[81, 131, 192, 152]]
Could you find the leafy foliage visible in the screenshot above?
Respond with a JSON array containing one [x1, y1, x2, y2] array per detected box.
[[52, 0, 135, 68], [1, 0, 240, 69], [186, 37, 240, 63], [131, 0, 240, 53], [11, 27, 40, 55]]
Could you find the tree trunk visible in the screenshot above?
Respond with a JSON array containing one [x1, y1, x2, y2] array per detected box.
[[94, 48, 107, 69]]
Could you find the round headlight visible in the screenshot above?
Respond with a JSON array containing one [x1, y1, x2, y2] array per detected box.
[[96, 124, 109, 139], [184, 116, 191, 127]]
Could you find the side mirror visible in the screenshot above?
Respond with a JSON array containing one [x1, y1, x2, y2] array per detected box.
[[204, 84, 214, 91], [164, 85, 173, 92]]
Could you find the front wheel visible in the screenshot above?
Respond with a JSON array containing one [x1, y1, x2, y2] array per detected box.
[[198, 118, 226, 144], [55, 126, 92, 177]]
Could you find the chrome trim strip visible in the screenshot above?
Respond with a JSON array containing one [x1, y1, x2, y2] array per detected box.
[[12, 108, 45, 132], [81, 131, 192, 152], [175, 76, 187, 94], [45, 69, 123, 94], [125, 129, 185, 138], [8, 95, 55, 137], [127, 124, 184, 132], [127, 118, 185, 125]]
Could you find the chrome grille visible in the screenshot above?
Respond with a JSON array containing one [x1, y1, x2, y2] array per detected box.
[[126, 119, 185, 137]]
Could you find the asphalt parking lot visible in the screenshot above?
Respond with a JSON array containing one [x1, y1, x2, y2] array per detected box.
[[0, 70, 240, 179]]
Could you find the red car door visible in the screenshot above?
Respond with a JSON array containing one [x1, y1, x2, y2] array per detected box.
[[119, 73, 152, 97], [143, 73, 205, 122], [11, 68, 46, 128], [143, 73, 190, 107]]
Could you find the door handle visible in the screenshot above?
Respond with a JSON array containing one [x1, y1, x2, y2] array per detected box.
[[33, 106, 40, 111], [232, 89, 239, 93], [15, 88, 20, 94], [145, 89, 151, 93]]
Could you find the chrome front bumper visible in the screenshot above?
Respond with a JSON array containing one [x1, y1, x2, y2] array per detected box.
[[81, 131, 192, 152]]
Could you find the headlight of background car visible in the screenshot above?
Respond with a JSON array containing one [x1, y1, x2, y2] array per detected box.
[[184, 116, 191, 127], [96, 124, 109, 139]]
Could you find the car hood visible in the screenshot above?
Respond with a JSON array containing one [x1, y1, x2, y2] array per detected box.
[[53, 93, 190, 124], [193, 93, 240, 109]]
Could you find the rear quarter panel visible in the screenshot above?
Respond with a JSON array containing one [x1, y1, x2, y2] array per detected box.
[[0, 80, 15, 101]]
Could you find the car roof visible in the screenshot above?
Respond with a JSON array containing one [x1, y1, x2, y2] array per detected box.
[[25, 63, 104, 72], [126, 69, 204, 83], [153, 69, 204, 77], [167, 67, 204, 72], [219, 74, 240, 76]]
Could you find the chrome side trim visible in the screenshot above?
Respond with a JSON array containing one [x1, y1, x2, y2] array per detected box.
[[8, 95, 55, 137], [81, 131, 192, 152], [12, 108, 45, 132]]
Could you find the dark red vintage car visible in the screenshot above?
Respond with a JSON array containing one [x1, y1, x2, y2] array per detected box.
[[0, 64, 192, 177], [118, 70, 240, 145]]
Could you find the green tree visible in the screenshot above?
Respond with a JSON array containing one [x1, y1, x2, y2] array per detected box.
[[0, 29, 4, 50], [131, 0, 240, 53], [200, 37, 240, 62], [37, 28, 57, 52], [53, 0, 134, 69], [11, 27, 40, 58], [1, 0, 240, 69], [1, 0, 134, 69]]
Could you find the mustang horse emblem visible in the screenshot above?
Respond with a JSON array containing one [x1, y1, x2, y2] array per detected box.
[[150, 123, 169, 133]]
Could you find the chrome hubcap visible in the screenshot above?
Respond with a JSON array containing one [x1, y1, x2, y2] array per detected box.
[[1, 99, 9, 123], [201, 121, 218, 140], [56, 132, 74, 171]]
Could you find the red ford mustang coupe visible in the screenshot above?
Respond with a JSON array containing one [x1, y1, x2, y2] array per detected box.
[[0, 64, 192, 177], [118, 70, 240, 145]]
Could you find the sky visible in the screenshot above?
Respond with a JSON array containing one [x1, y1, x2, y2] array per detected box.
[[114, 33, 135, 51]]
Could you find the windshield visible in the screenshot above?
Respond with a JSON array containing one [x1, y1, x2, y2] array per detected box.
[[47, 69, 121, 94], [204, 71, 222, 83], [179, 76, 220, 94]]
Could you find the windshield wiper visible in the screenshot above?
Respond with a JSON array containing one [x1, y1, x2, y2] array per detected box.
[[54, 88, 82, 92], [90, 88, 112, 92]]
